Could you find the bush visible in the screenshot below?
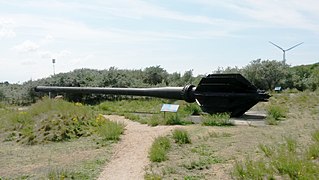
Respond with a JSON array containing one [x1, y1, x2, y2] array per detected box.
[[1, 98, 124, 145], [267, 104, 287, 120], [172, 129, 191, 144], [266, 104, 287, 125], [95, 114, 124, 142], [149, 136, 171, 162], [201, 113, 232, 126], [183, 103, 202, 115]]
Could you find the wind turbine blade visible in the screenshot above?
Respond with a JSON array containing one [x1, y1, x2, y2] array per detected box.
[[269, 41, 284, 51], [285, 42, 304, 51]]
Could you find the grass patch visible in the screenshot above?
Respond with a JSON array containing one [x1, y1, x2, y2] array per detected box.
[[98, 99, 164, 114], [0, 136, 112, 179], [233, 133, 319, 179], [182, 156, 221, 170], [146, 113, 192, 127], [266, 104, 288, 125], [201, 113, 232, 126], [181, 103, 202, 115], [149, 136, 171, 162], [144, 173, 162, 180], [95, 114, 124, 144], [0, 98, 124, 145], [47, 168, 88, 180], [172, 129, 191, 144]]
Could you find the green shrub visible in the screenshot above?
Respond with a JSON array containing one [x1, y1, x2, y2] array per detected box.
[[182, 156, 221, 170], [96, 115, 124, 142], [149, 136, 171, 162], [267, 104, 287, 121], [1, 98, 124, 145], [165, 114, 183, 125], [172, 129, 191, 144], [201, 113, 232, 126], [183, 103, 202, 115]]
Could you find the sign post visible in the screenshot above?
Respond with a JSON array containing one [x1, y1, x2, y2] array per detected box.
[[160, 104, 179, 119]]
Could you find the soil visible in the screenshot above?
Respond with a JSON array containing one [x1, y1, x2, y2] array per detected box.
[[97, 115, 177, 180]]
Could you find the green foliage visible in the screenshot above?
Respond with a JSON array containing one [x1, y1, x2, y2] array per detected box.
[[95, 114, 124, 142], [0, 98, 124, 145], [143, 66, 168, 85], [182, 103, 202, 115], [242, 59, 290, 90], [172, 129, 191, 144], [47, 168, 89, 180], [201, 113, 232, 126], [266, 103, 287, 125], [2, 62, 319, 106], [144, 173, 162, 180], [182, 156, 221, 170], [149, 136, 171, 162], [98, 99, 164, 114]]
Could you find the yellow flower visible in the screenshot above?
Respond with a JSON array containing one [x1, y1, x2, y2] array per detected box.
[[72, 117, 78, 122], [75, 102, 83, 106]]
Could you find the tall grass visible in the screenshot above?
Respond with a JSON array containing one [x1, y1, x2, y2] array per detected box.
[[149, 136, 171, 162], [266, 103, 288, 125], [172, 129, 191, 144], [201, 113, 232, 126], [0, 98, 124, 145], [95, 114, 124, 142], [233, 132, 319, 179]]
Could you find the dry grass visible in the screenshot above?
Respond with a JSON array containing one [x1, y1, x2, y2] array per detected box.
[[144, 90, 319, 179], [0, 136, 113, 179]]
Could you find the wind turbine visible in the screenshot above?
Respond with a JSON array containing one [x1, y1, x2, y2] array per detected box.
[[269, 41, 303, 63]]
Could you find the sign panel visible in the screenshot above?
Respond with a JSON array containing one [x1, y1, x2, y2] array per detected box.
[[161, 104, 179, 112]]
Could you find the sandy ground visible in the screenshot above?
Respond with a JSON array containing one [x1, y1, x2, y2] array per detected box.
[[98, 115, 177, 180]]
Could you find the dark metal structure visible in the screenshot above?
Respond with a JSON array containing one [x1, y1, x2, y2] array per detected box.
[[35, 74, 270, 117]]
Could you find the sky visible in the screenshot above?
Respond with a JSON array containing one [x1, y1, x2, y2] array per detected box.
[[1, 0, 319, 83]]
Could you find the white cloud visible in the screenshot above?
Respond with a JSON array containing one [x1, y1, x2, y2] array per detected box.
[[0, 18, 16, 38], [13, 40, 40, 53], [39, 34, 54, 44], [194, 0, 319, 32]]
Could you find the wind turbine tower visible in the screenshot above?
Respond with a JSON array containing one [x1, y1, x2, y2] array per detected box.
[[269, 41, 303, 63]]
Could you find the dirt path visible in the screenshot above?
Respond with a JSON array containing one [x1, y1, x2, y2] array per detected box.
[[98, 115, 176, 180]]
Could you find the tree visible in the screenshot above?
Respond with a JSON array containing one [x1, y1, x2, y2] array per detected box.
[[143, 66, 168, 85], [242, 59, 290, 90]]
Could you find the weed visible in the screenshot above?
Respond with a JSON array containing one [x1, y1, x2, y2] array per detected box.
[[265, 116, 279, 125], [182, 103, 202, 115], [233, 159, 274, 179], [172, 129, 191, 144], [258, 144, 273, 157], [307, 143, 319, 160], [267, 104, 287, 121], [149, 136, 171, 162], [165, 114, 183, 125], [47, 168, 89, 180], [233, 135, 319, 179], [96, 116, 124, 142], [144, 173, 162, 180], [161, 166, 176, 175], [312, 129, 319, 142], [191, 145, 212, 156], [147, 115, 163, 126], [201, 113, 232, 126], [182, 156, 221, 170], [184, 175, 204, 180]]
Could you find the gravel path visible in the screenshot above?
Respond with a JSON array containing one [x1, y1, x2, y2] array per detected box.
[[98, 115, 176, 180]]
